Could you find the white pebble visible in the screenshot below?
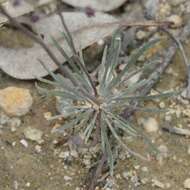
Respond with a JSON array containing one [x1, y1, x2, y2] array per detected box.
[[14, 180, 19, 189], [184, 178, 190, 189], [25, 182, 31, 187], [141, 117, 159, 133], [165, 115, 172, 122], [12, 141, 16, 146], [152, 179, 165, 189], [64, 176, 72, 181], [141, 166, 148, 172], [11, 126, 17, 132], [159, 102, 165, 108], [167, 15, 183, 28], [35, 145, 42, 153], [20, 139, 28, 148]]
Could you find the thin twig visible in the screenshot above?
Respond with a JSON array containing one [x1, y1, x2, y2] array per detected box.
[[162, 125, 190, 137]]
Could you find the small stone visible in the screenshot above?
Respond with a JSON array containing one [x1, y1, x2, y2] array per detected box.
[[97, 39, 104, 46], [140, 117, 159, 133], [123, 171, 133, 179], [115, 174, 121, 179], [12, 141, 16, 146], [43, 112, 52, 120], [165, 115, 172, 122], [11, 126, 17, 132], [25, 182, 31, 187], [187, 146, 190, 155], [152, 179, 165, 189], [14, 180, 19, 190], [167, 15, 183, 28], [136, 30, 148, 40], [0, 87, 33, 116], [134, 165, 140, 170], [165, 182, 171, 188], [23, 127, 43, 144], [118, 64, 126, 71], [159, 102, 165, 108], [141, 166, 148, 172], [20, 139, 28, 148], [184, 178, 190, 189], [35, 145, 42, 153], [64, 176, 72, 181]]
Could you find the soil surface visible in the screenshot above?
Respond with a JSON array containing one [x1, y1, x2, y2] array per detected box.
[[1, 1, 190, 190]]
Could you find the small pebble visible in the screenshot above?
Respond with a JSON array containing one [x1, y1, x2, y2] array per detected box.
[[167, 15, 183, 28], [64, 176, 72, 181], [165, 182, 171, 188], [14, 180, 19, 189], [152, 179, 165, 189], [134, 165, 140, 170], [43, 112, 52, 120], [187, 146, 190, 155], [136, 30, 148, 40], [0, 87, 33, 116], [140, 117, 159, 133], [11, 126, 17, 132], [35, 145, 42, 153], [165, 115, 172, 122], [159, 102, 165, 108], [115, 174, 121, 179], [141, 166, 148, 172], [184, 178, 190, 189], [25, 182, 31, 187], [23, 127, 43, 144], [12, 141, 16, 146], [20, 139, 28, 148]]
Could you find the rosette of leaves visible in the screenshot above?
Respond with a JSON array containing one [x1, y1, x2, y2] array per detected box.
[[37, 17, 176, 176]]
